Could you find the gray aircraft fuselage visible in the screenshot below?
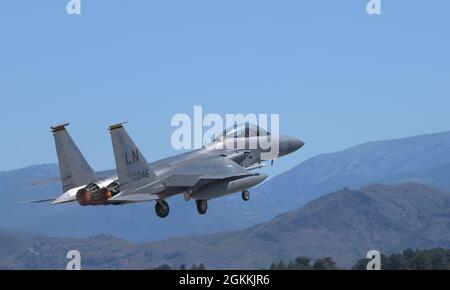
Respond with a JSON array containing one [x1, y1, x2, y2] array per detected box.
[[93, 134, 303, 201], [50, 123, 304, 219]]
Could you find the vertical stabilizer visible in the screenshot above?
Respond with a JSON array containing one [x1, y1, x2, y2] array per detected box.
[[51, 123, 97, 192], [109, 123, 157, 192]]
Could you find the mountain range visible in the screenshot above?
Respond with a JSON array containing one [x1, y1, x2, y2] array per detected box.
[[2, 183, 449, 269]]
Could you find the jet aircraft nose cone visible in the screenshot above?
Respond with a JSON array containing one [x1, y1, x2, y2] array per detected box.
[[288, 137, 305, 153]]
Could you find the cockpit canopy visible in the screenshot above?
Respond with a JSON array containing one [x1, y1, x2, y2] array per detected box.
[[214, 123, 270, 142]]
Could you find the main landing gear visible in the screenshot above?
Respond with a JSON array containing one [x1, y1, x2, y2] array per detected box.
[[196, 200, 208, 215], [242, 190, 250, 201], [155, 200, 170, 218]]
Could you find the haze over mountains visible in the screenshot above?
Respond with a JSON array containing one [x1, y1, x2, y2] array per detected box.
[[2, 183, 449, 269], [2, 130, 450, 242]]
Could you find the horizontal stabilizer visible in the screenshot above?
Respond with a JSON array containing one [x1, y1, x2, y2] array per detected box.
[[32, 177, 61, 186], [14, 197, 57, 205], [109, 193, 159, 202], [51, 189, 79, 204]]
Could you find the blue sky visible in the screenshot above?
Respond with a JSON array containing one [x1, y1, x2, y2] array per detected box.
[[0, 1, 449, 177]]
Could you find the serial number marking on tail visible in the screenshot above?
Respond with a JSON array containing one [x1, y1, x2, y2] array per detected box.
[[132, 169, 150, 181]]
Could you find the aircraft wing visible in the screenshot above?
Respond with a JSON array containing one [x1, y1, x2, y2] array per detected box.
[[107, 124, 252, 201], [196, 156, 251, 179], [164, 155, 251, 187]]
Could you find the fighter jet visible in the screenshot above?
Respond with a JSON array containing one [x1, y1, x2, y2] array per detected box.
[[43, 122, 304, 218]]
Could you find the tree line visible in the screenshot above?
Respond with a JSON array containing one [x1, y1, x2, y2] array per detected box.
[[150, 248, 450, 270], [352, 248, 450, 270], [150, 263, 206, 270], [270, 248, 450, 270]]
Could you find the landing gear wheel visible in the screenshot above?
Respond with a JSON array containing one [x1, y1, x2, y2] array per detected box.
[[196, 200, 208, 215], [242, 190, 250, 201], [155, 200, 170, 218]]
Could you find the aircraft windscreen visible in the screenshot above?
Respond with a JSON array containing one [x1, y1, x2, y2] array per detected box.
[[214, 124, 270, 142]]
